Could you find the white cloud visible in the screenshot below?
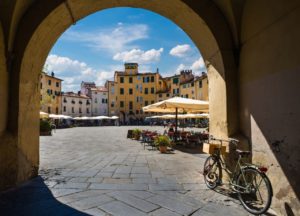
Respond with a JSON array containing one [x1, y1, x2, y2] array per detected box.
[[169, 44, 192, 57], [191, 57, 205, 71], [176, 63, 186, 72], [63, 23, 148, 53], [174, 57, 206, 76], [113, 48, 163, 64], [45, 54, 115, 91]]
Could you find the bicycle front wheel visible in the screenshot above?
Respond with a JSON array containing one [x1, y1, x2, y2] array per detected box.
[[203, 156, 222, 189], [237, 167, 272, 215]]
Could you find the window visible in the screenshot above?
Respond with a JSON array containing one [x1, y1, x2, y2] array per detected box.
[[183, 84, 186, 88], [79, 100, 82, 104], [120, 88, 124, 95], [63, 97, 67, 103], [186, 94, 189, 98], [56, 82, 59, 87], [166, 93, 170, 97], [151, 100, 154, 104], [144, 88, 148, 94], [136, 110, 139, 114], [129, 77, 133, 83], [48, 80, 51, 85], [63, 106, 66, 112], [146, 77, 150, 83], [95, 98, 97, 103], [87, 108, 90, 113], [102, 98, 105, 103], [48, 107, 51, 113], [144, 101, 149, 106], [71, 99, 75, 104], [136, 97, 139, 102], [199, 80, 202, 88], [111, 87, 115, 94], [129, 88, 133, 95], [142, 77, 145, 83], [151, 87, 155, 94], [40, 95, 42, 101], [139, 84, 142, 93], [137, 76, 141, 80], [120, 101, 124, 108], [140, 96, 143, 102], [79, 108, 82, 113], [192, 90, 194, 94], [72, 107, 74, 113], [159, 94, 162, 98], [151, 76, 154, 82], [40, 83, 42, 89], [173, 77, 179, 84], [191, 82, 194, 87], [120, 77, 124, 83], [105, 99, 108, 103], [86, 100, 90, 105], [173, 89, 176, 94], [159, 81, 162, 85], [111, 102, 115, 108], [129, 101, 133, 110], [136, 84, 139, 90]]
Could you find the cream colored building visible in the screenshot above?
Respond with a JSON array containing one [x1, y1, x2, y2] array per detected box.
[[40, 71, 63, 114], [61, 92, 91, 117]]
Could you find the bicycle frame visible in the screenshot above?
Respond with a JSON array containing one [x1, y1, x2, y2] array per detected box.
[[210, 139, 253, 193]]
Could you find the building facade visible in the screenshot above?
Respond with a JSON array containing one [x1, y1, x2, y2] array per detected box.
[[106, 63, 209, 124], [61, 92, 91, 117], [40, 71, 63, 114], [81, 82, 108, 116], [90, 87, 108, 116]]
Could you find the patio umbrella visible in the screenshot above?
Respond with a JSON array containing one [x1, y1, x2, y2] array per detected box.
[[142, 97, 209, 139], [40, 111, 49, 119]]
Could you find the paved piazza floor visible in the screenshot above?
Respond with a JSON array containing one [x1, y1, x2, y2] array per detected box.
[[0, 126, 252, 216]]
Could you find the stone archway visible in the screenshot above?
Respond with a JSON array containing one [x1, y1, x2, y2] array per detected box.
[[4, 0, 238, 191]]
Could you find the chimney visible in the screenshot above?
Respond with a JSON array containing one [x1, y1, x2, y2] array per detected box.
[[78, 91, 81, 96], [51, 71, 54, 77], [156, 68, 159, 73]]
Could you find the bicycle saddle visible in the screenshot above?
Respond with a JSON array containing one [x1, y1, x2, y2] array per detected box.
[[236, 149, 251, 157]]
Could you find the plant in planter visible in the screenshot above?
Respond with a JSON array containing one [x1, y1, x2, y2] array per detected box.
[[154, 135, 171, 153], [40, 119, 52, 136], [132, 128, 142, 140]]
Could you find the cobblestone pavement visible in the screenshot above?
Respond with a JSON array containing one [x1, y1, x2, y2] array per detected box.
[[0, 126, 253, 216]]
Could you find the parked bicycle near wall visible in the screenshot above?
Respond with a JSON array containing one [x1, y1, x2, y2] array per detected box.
[[203, 136, 273, 215]]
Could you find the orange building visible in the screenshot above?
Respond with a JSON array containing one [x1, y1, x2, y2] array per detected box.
[[106, 63, 209, 124], [40, 71, 63, 114]]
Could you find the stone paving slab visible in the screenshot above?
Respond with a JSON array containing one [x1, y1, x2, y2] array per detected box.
[[0, 126, 260, 216]]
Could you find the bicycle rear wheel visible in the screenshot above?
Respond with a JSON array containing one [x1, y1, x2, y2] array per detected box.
[[203, 156, 222, 189], [237, 167, 272, 215]]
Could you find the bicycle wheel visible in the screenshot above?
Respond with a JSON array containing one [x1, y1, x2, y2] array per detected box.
[[236, 167, 272, 215], [203, 156, 222, 189]]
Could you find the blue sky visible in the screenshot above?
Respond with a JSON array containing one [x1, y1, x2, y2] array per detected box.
[[45, 7, 205, 92]]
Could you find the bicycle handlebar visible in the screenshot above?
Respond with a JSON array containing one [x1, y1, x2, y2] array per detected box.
[[209, 136, 239, 145]]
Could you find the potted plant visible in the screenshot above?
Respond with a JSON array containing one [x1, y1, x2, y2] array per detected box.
[[40, 119, 52, 136], [154, 135, 171, 153], [132, 128, 142, 140]]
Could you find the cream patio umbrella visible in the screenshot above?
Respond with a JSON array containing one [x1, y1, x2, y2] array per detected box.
[[142, 97, 209, 139], [40, 111, 49, 119]]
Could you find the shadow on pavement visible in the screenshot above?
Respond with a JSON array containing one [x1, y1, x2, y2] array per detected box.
[[0, 176, 89, 216]]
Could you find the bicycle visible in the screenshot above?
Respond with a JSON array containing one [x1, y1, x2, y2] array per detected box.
[[203, 136, 273, 215]]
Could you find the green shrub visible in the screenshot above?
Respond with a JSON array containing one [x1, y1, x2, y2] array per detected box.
[[154, 135, 171, 147], [40, 119, 52, 132], [132, 128, 142, 137]]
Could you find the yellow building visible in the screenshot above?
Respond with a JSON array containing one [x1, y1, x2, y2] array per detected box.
[[194, 73, 209, 101], [106, 63, 160, 123], [106, 63, 209, 123], [40, 71, 62, 114]]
